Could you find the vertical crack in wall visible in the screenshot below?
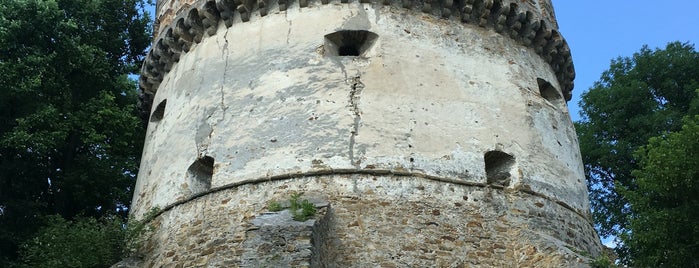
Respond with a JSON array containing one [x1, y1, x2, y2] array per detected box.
[[348, 75, 363, 166], [196, 29, 231, 158], [219, 28, 230, 116], [408, 118, 416, 169], [285, 15, 291, 45]]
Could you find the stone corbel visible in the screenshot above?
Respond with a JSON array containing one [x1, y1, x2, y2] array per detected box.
[[441, 0, 454, 18], [185, 9, 205, 43], [199, 1, 221, 36], [162, 28, 183, 62], [215, 0, 236, 27], [236, 0, 254, 22], [490, 3, 510, 32], [175, 18, 195, 52]]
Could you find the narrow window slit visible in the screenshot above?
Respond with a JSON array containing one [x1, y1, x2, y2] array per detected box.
[[150, 99, 167, 122]]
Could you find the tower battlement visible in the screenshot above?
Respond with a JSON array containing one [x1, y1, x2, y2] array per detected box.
[[129, 0, 602, 266]]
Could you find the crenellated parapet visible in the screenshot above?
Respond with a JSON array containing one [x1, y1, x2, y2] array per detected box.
[[140, 0, 574, 111]]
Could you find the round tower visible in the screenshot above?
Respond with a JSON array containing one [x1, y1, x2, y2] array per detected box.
[[131, 0, 603, 266]]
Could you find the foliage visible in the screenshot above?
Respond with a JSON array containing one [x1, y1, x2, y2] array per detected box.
[[268, 193, 318, 221], [618, 115, 699, 267], [267, 200, 282, 212], [0, 0, 150, 264], [289, 192, 317, 221], [289, 193, 302, 209], [293, 199, 317, 222], [19, 215, 126, 268], [123, 207, 160, 256], [575, 42, 699, 240], [590, 256, 615, 268], [18, 208, 159, 268]]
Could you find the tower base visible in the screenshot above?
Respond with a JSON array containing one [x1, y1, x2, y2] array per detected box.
[[125, 175, 601, 267]]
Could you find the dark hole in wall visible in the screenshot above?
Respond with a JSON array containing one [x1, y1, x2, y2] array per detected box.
[[537, 78, 563, 107], [324, 30, 378, 57], [339, 45, 360, 56], [187, 156, 214, 194], [150, 99, 167, 122], [484, 151, 515, 187]]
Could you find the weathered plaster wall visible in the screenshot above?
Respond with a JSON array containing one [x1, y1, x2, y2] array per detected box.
[[129, 0, 602, 266], [140, 0, 576, 102]]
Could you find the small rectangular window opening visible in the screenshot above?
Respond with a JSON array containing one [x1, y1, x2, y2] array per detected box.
[[537, 78, 563, 107], [324, 30, 378, 57], [484, 150, 515, 187], [187, 155, 214, 194]]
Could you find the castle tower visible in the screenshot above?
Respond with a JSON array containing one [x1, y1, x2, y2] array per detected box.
[[131, 0, 603, 266]]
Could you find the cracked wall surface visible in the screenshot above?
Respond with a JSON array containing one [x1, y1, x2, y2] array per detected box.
[[129, 1, 603, 266], [140, 0, 576, 119]]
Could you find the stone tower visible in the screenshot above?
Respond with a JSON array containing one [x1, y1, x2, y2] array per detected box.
[[131, 0, 603, 266]]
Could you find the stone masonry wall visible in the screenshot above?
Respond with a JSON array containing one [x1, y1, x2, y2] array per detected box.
[[135, 176, 600, 267]]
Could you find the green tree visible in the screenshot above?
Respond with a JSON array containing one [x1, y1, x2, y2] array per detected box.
[[0, 0, 150, 264], [576, 42, 699, 260], [19, 215, 127, 268], [620, 115, 699, 267]]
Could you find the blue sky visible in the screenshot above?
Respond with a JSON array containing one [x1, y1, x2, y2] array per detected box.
[[554, 1, 699, 121]]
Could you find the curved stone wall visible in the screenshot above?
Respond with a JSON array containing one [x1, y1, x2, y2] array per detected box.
[[138, 177, 601, 266], [140, 0, 575, 115], [131, 0, 601, 266]]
